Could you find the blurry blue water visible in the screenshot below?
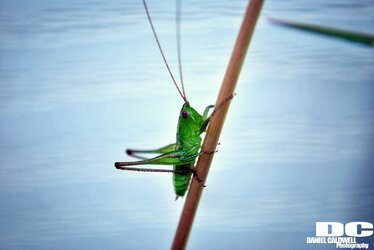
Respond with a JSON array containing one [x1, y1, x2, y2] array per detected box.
[[1, 0, 374, 249]]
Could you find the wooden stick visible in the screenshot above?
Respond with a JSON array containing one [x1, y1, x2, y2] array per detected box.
[[171, 0, 264, 249]]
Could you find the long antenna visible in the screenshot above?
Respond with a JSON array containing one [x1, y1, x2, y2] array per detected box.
[[176, 0, 187, 100], [142, 0, 187, 103]]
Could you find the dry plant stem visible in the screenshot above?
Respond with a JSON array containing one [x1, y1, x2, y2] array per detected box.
[[171, 0, 264, 249]]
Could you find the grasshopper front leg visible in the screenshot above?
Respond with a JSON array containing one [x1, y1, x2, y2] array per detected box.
[[200, 105, 214, 134], [199, 94, 235, 134]]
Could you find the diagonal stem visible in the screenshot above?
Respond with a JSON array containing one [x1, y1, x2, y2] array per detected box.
[[171, 0, 264, 249]]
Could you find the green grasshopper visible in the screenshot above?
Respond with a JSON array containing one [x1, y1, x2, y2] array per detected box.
[[114, 0, 219, 199]]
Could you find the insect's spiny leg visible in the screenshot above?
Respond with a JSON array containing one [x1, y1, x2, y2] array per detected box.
[[202, 149, 218, 155], [142, 0, 187, 102], [191, 169, 206, 187], [115, 165, 190, 174], [210, 93, 236, 118]]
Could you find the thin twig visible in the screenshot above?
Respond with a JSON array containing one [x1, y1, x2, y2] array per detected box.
[[171, 0, 264, 249]]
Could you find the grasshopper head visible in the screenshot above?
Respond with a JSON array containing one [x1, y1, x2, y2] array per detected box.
[[179, 102, 204, 130]]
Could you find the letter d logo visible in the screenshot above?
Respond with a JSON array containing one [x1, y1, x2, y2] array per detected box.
[[316, 222, 344, 236]]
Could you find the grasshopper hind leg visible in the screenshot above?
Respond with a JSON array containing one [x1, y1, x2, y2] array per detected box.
[[125, 143, 176, 160]]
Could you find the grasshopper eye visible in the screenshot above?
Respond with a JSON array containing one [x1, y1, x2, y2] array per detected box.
[[182, 111, 189, 118]]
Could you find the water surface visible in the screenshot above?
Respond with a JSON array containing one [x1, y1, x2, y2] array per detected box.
[[1, 0, 373, 249]]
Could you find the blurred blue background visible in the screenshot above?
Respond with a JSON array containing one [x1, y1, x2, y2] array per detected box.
[[1, 0, 373, 249]]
